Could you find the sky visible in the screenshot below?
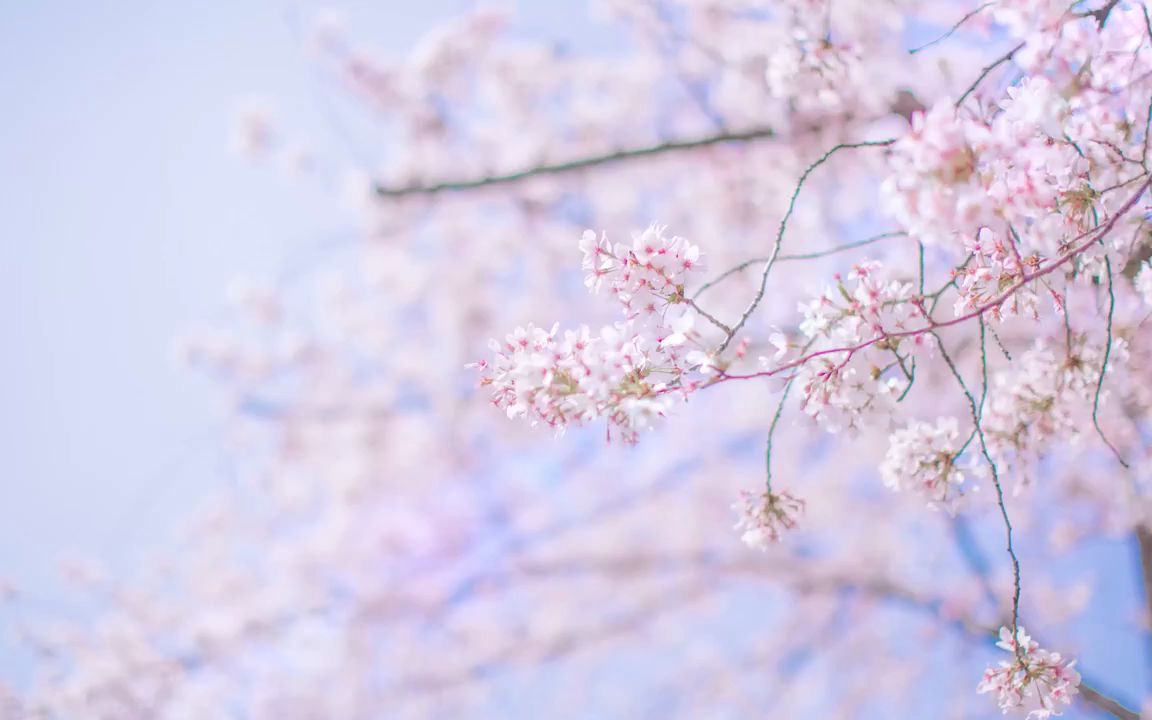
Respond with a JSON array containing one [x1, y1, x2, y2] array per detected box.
[[0, 0, 347, 601], [0, 0, 611, 677], [0, 0, 518, 619]]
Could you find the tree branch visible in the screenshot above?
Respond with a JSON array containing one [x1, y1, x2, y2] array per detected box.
[[715, 139, 896, 353], [708, 177, 1151, 387], [1137, 525, 1152, 687], [373, 126, 777, 198], [955, 42, 1026, 108], [389, 550, 1141, 718], [1080, 684, 1141, 720]]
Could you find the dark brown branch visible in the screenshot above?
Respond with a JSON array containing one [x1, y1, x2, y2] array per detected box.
[[1079, 0, 1123, 27], [909, 2, 994, 54], [373, 126, 777, 198], [955, 42, 1026, 108]]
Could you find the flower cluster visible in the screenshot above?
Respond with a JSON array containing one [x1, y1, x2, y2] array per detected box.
[[764, 31, 863, 113], [795, 260, 920, 433], [953, 228, 1044, 322], [733, 489, 806, 550], [882, 81, 1083, 251], [977, 626, 1080, 719], [475, 226, 710, 442], [474, 321, 674, 443], [881, 103, 990, 246], [879, 417, 975, 511], [579, 224, 704, 319], [981, 337, 1127, 471]]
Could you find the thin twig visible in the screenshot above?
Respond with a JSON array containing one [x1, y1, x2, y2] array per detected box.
[[955, 42, 1026, 108], [935, 323, 1022, 651], [694, 231, 906, 299], [715, 140, 896, 353], [684, 297, 732, 334], [909, 2, 995, 54], [1093, 254, 1130, 467]]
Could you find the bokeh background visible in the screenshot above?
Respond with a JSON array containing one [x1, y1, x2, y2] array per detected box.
[[0, 2, 1148, 716], [0, 0, 624, 683]]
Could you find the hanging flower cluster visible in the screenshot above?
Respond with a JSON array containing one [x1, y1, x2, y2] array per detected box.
[[981, 337, 1127, 472], [977, 626, 1081, 719], [879, 417, 978, 512], [732, 489, 806, 550]]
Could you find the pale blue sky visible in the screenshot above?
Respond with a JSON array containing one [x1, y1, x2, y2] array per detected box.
[[0, 0, 580, 612], [0, 0, 604, 670], [1, 1, 349, 598]]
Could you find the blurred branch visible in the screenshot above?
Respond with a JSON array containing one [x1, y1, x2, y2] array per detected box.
[[1137, 525, 1152, 684], [1081, 685, 1141, 720], [374, 127, 776, 198], [396, 550, 1141, 718]]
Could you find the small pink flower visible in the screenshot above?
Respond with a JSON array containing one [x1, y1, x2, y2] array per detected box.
[[733, 489, 805, 550], [977, 626, 1080, 719]]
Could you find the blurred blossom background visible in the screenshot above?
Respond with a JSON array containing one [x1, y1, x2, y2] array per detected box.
[[0, 0, 504, 676], [0, 0, 614, 683], [1, 1, 1151, 718]]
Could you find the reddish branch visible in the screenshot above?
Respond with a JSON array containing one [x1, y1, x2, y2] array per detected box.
[[708, 178, 1152, 387]]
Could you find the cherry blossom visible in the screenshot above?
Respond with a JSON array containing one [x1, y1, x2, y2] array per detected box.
[[732, 489, 806, 550], [978, 626, 1081, 719], [880, 416, 976, 511]]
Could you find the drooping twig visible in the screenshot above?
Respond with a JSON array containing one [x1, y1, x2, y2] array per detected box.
[[1093, 254, 1130, 467], [764, 379, 796, 493], [951, 509, 1140, 720], [935, 323, 1023, 657], [715, 140, 896, 353]]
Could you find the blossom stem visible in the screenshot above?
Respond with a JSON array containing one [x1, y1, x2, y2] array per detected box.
[[1093, 254, 1129, 467]]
